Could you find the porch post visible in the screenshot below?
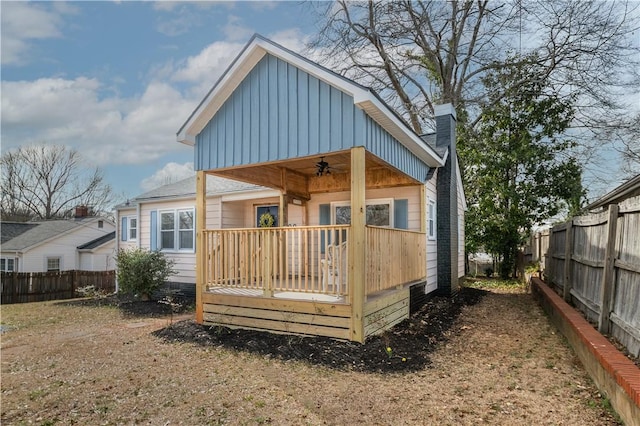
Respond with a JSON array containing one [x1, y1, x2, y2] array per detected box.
[[195, 171, 206, 324], [350, 146, 366, 343]]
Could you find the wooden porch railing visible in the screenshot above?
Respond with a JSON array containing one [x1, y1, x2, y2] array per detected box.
[[365, 226, 426, 295], [202, 225, 426, 299], [202, 226, 350, 296]]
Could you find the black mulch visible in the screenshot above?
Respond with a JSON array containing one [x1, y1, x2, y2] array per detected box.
[[152, 287, 487, 373], [58, 294, 194, 318]]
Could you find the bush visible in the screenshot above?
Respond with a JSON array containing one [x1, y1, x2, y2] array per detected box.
[[115, 248, 175, 300], [484, 267, 494, 278]]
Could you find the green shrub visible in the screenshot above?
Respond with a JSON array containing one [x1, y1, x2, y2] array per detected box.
[[115, 248, 175, 300]]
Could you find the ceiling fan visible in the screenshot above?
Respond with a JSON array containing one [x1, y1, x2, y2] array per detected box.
[[315, 157, 331, 176]]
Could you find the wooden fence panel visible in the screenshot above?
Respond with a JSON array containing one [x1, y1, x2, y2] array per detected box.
[[611, 208, 640, 356], [546, 227, 567, 291], [529, 194, 640, 358], [571, 221, 607, 322], [1, 270, 115, 304]]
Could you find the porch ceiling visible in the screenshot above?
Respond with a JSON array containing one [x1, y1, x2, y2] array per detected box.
[[207, 150, 421, 200]]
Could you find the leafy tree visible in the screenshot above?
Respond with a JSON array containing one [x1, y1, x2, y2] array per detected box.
[[115, 248, 176, 300], [0, 145, 113, 221], [460, 58, 584, 278]]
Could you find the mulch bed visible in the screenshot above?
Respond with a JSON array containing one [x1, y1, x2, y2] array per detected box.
[[59, 294, 193, 318], [153, 287, 487, 373]]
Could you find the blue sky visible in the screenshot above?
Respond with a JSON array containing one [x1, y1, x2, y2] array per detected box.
[[1, 1, 318, 202], [1, 1, 637, 207]]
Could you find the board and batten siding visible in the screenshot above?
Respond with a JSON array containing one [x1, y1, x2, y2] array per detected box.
[[194, 54, 430, 183], [363, 114, 431, 185]]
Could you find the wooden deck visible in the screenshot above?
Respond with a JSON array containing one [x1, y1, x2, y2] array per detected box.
[[198, 223, 426, 342]]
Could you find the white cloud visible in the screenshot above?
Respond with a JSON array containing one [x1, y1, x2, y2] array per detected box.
[[269, 28, 310, 54], [171, 40, 245, 84], [140, 162, 194, 191], [0, 2, 75, 65], [167, 27, 310, 98], [1, 77, 193, 166], [222, 15, 254, 42], [1, 24, 315, 175]]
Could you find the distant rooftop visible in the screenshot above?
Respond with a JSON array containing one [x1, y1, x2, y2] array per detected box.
[[116, 174, 270, 209], [1, 217, 106, 252]]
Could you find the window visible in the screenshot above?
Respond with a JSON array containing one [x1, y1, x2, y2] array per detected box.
[[256, 205, 279, 227], [159, 209, 194, 251], [332, 199, 393, 227], [128, 217, 137, 240], [0, 258, 15, 272], [428, 198, 436, 240], [98, 220, 104, 229], [47, 257, 61, 272]]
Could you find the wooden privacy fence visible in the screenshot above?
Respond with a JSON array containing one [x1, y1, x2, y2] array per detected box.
[[1, 270, 116, 304], [541, 195, 640, 357]]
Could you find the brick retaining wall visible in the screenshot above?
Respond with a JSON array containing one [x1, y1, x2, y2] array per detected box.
[[531, 277, 639, 426]]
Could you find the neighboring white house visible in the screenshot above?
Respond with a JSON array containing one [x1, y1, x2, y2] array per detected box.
[[1, 213, 115, 273]]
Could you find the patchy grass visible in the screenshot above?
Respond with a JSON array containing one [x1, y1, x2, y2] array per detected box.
[[463, 276, 524, 291], [0, 287, 621, 425]]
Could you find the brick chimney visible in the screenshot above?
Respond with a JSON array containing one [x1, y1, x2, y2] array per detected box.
[[435, 103, 459, 296], [75, 205, 89, 218]]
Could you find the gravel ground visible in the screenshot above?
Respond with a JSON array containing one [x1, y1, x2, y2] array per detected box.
[[0, 283, 622, 425]]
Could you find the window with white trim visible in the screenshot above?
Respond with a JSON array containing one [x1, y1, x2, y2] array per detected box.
[[128, 217, 137, 241], [428, 198, 436, 240], [1, 258, 15, 272], [46, 257, 61, 272], [159, 208, 194, 251], [331, 199, 393, 227]]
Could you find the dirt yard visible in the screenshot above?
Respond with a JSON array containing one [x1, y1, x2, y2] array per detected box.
[[1, 283, 621, 425]]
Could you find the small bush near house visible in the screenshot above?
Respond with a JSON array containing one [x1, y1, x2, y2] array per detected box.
[[115, 248, 175, 300]]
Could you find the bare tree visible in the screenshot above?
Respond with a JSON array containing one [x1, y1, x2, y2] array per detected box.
[[0, 145, 113, 221], [310, 1, 640, 148]]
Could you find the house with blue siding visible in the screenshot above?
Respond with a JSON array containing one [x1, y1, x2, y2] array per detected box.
[[168, 34, 465, 342]]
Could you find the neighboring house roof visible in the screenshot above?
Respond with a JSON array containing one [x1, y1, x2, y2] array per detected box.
[[1, 222, 38, 245], [77, 231, 115, 251], [1, 217, 109, 252], [586, 173, 640, 211], [116, 175, 272, 209], [177, 33, 444, 168]]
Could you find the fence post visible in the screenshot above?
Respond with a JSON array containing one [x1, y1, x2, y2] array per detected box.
[[598, 204, 619, 334], [563, 222, 573, 301]]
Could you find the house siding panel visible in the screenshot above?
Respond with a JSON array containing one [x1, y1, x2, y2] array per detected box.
[[140, 200, 197, 284], [362, 115, 430, 183], [307, 187, 422, 231], [426, 171, 438, 293], [19, 220, 115, 273], [457, 171, 466, 279], [194, 54, 429, 181]]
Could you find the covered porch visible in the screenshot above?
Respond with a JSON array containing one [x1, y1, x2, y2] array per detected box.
[[195, 147, 429, 342]]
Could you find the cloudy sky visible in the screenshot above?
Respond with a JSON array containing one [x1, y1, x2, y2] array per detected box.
[[2, 1, 637, 206], [1, 1, 316, 201]]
